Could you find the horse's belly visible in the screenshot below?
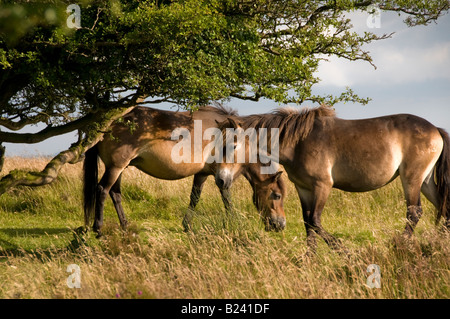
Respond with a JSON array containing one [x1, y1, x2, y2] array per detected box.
[[131, 146, 206, 180], [332, 165, 399, 192], [330, 138, 403, 192]]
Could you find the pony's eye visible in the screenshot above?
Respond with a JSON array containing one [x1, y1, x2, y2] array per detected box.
[[270, 192, 282, 200]]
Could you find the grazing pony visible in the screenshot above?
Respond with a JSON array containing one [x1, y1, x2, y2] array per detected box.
[[217, 105, 450, 251], [83, 105, 286, 236]]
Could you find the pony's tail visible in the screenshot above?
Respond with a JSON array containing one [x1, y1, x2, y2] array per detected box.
[[435, 128, 450, 226], [83, 145, 99, 228]]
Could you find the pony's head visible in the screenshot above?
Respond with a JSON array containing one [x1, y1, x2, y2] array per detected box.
[[214, 117, 287, 231], [250, 169, 287, 231], [213, 117, 244, 189]]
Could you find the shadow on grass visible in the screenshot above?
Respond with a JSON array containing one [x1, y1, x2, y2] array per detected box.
[[0, 226, 89, 260], [0, 228, 71, 237]]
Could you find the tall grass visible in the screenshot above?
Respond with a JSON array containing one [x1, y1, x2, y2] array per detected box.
[[0, 157, 448, 299]]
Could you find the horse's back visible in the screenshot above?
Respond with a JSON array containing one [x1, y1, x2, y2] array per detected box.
[[301, 113, 443, 192], [96, 107, 188, 166], [96, 106, 231, 179], [330, 113, 442, 155]]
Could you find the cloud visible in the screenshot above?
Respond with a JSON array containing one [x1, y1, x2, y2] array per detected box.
[[316, 10, 450, 88], [373, 41, 450, 83], [317, 40, 450, 87]]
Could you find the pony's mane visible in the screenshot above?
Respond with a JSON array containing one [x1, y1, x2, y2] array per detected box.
[[197, 104, 239, 117], [241, 105, 335, 147]]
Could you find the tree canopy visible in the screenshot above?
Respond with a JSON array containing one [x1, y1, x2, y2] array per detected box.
[[0, 0, 449, 193]]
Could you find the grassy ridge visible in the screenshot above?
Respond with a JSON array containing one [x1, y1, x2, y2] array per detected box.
[[0, 157, 449, 299]]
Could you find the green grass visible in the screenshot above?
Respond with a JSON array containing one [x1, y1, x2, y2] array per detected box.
[[0, 157, 449, 299]]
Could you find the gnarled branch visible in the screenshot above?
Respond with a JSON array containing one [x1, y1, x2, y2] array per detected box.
[[0, 104, 138, 195], [0, 111, 100, 144], [0, 113, 52, 131]]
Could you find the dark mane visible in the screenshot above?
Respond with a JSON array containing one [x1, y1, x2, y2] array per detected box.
[[241, 105, 335, 147], [197, 104, 239, 117]]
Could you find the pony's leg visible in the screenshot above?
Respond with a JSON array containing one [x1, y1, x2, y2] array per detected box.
[[219, 188, 233, 212], [109, 173, 128, 230], [421, 172, 440, 210], [183, 174, 208, 232], [188, 174, 209, 209], [400, 172, 424, 237], [421, 172, 443, 226], [403, 197, 423, 237], [94, 167, 123, 237], [421, 172, 450, 230], [296, 186, 318, 252], [296, 184, 342, 252]]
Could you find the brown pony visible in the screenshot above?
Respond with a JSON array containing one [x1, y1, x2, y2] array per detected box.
[[83, 105, 286, 236], [217, 105, 450, 252]]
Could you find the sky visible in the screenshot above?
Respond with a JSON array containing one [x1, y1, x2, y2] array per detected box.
[[4, 9, 450, 157]]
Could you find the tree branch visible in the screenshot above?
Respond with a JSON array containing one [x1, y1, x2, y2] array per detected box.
[[0, 113, 50, 131], [0, 91, 146, 143], [0, 104, 137, 195], [230, 92, 261, 101], [0, 111, 99, 144]]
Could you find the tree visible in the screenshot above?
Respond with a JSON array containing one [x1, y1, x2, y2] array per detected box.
[[1, 0, 449, 194]]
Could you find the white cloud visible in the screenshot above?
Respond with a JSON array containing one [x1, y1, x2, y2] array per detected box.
[[316, 41, 450, 87], [315, 9, 450, 88], [373, 41, 450, 83], [316, 58, 355, 87]]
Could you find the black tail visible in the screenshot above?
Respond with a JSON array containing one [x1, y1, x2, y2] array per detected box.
[[436, 128, 450, 225], [83, 145, 99, 228]]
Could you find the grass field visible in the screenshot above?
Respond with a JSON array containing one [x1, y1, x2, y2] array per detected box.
[[0, 157, 449, 299]]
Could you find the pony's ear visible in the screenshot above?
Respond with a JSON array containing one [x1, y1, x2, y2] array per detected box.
[[227, 117, 240, 129], [271, 171, 283, 183]]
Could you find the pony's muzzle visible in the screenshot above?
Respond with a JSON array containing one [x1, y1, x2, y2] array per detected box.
[[215, 169, 233, 190], [265, 215, 286, 232], [216, 177, 232, 190]]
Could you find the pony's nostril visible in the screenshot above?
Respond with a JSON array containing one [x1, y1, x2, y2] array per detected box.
[[264, 216, 286, 232], [224, 179, 232, 189], [278, 218, 286, 230], [216, 178, 225, 188]]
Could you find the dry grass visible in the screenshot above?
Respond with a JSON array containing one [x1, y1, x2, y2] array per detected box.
[[0, 157, 449, 299]]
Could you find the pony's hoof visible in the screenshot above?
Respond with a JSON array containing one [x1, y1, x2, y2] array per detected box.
[[75, 226, 88, 235], [182, 218, 192, 232]]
